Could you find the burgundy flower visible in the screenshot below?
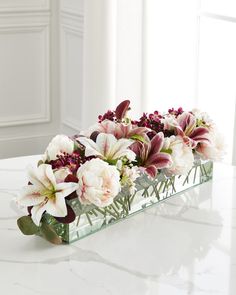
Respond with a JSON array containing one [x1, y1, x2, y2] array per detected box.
[[54, 204, 76, 224], [130, 132, 172, 178]]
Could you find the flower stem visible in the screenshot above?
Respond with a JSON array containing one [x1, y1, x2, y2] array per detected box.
[[76, 215, 80, 227], [85, 212, 93, 226]]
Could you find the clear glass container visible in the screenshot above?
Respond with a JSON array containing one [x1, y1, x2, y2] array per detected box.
[[43, 160, 213, 243]]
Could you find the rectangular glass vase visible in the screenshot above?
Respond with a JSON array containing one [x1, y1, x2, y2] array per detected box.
[[43, 160, 213, 243]]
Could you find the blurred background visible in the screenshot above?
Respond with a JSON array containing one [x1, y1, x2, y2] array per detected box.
[[0, 0, 236, 164]]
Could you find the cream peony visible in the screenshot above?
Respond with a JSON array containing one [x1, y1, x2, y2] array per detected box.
[[76, 158, 121, 207], [164, 136, 194, 175], [43, 135, 74, 161]]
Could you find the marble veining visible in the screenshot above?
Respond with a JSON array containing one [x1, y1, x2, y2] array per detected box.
[[0, 156, 236, 295]]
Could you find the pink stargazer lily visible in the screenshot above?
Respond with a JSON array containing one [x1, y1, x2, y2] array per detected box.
[[175, 112, 210, 148], [83, 120, 149, 140], [130, 132, 172, 178]]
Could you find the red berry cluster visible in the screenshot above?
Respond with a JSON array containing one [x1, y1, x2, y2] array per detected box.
[[98, 110, 115, 122], [133, 112, 165, 138], [168, 107, 184, 117]]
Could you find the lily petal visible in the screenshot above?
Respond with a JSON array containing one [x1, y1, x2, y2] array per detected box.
[[18, 185, 45, 207], [78, 136, 103, 157], [177, 112, 196, 134], [130, 141, 143, 157], [150, 132, 164, 154], [190, 127, 209, 143], [27, 166, 46, 190], [96, 133, 117, 158], [28, 164, 56, 190], [146, 152, 172, 169], [145, 165, 157, 178], [46, 197, 67, 217], [31, 203, 47, 226], [109, 138, 135, 160], [55, 182, 79, 199], [115, 100, 130, 120]]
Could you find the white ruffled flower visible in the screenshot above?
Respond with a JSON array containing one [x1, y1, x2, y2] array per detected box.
[[164, 136, 194, 175], [161, 114, 179, 130], [76, 158, 121, 207], [43, 135, 74, 161], [196, 128, 225, 161], [191, 108, 213, 126], [17, 164, 78, 226]]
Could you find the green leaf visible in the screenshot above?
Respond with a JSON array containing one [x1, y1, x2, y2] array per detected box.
[[40, 222, 62, 245], [106, 159, 118, 165], [17, 216, 39, 235], [161, 148, 172, 155], [130, 134, 147, 143]]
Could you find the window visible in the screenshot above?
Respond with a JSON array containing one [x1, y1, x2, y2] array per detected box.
[[143, 0, 236, 163]]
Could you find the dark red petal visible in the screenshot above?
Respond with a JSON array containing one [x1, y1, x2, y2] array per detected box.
[[65, 191, 78, 200], [64, 174, 78, 183], [27, 206, 33, 216], [130, 141, 143, 157], [54, 205, 76, 224], [115, 100, 130, 120], [190, 127, 209, 142], [177, 112, 195, 131], [146, 152, 172, 169], [150, 132, 164, 154], [90, 131, 99, 142], [145, 165, 157, 178], [175, 126, 185, 137]]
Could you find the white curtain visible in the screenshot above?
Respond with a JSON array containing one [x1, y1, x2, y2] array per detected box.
[[82, 0, 143, 128]]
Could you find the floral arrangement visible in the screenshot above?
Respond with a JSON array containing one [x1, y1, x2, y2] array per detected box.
[[16, 100, 224, 244]]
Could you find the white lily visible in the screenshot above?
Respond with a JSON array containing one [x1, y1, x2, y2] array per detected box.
[[78, 133, 136, 162], [17, 164, 78, 226], [43, 134, 74, 161]]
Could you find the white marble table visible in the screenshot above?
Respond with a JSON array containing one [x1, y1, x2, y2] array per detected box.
[[0, 155, 236, 295]]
